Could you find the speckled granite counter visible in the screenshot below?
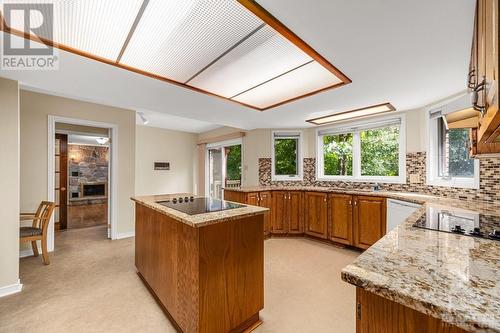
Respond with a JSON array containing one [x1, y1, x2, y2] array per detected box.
[[131, 194, 268, 228], [226, 186, 500, 332]]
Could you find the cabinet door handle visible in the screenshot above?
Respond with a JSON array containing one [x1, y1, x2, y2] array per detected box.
[[354, 201, 357, 205], [349, 200, 352, 205], [324, 197, 327, 202]]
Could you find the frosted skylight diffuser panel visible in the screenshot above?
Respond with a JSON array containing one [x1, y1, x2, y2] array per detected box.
[[232, 61, 342, 109], [188, 25, 312, 98], [120, 0, 263, 83], [3, 0, 144, 61]]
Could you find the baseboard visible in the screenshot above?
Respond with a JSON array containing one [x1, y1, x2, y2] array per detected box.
[[116, 231, 135, 240], [0, 279, 23, 298], [19, 246, 43, 258]]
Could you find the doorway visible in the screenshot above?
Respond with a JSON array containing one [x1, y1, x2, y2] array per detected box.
[[54, 127, 110, 236], [206, 139, 242, 199], [47, 116, 118, 252]]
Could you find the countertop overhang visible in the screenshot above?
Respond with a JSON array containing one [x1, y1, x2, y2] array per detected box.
[[131, 194, 268, 228]]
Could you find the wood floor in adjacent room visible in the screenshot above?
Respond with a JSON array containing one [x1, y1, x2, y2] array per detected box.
[[0, 225, 359, 333]]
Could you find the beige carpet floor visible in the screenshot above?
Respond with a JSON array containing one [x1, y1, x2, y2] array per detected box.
[[0, 225, 359, 333]]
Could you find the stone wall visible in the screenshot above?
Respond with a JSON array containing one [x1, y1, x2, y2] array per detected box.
[[68, 145, 109, 199], [259, 153, 500, 204]]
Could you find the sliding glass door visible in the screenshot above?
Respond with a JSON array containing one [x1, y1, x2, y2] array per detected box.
[[206, 140, 242, 199]]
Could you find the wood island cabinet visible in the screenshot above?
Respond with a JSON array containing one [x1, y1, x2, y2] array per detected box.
[[304, 192, 328, 239], [328, 194, 354, 245], [353, 196, 386, 250]]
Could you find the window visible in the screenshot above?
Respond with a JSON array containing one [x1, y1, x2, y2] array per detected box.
[[323, 133, 353, 176], [360, 125, 400, 176], [427, 112, 478, 188], [272, 131, 302, 181], [317, 116, 405, 183]]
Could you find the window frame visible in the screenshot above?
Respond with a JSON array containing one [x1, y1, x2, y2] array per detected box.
[[426, 111, 479, 189], [316, 115, 406, 184], [271, 130, 303, 181]]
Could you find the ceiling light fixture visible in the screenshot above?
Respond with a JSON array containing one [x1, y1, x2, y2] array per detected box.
[[306, 103, 396, 125], [95, 137, 109, 145], [138, 112, 150, 125]]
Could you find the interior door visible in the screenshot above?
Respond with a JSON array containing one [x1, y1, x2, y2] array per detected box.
[[54, 134, 68, 230], [208, 148, 223, 199]]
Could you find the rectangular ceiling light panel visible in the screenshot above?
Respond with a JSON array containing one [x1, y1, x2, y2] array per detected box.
[[2, 0, 144, 61], [307, 103, 396, 125], [232, 61, 342, 109], [188, 25, 313, 98], [119, 0, 263, 83]]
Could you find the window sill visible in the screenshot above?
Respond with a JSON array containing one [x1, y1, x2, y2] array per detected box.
[[316, 176, 406, 184], [271, 176, 303, 182], [426, 178, 479, 190]]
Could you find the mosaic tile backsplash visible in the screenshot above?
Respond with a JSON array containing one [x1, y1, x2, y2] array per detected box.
[[259, 153, 500, 203]]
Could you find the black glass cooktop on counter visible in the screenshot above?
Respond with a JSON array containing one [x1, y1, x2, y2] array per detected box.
[[413, 206, 500, 241], [156, 196, 245, 215]]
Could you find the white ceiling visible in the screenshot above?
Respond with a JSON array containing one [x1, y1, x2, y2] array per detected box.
[[0, 0, 475, 131]]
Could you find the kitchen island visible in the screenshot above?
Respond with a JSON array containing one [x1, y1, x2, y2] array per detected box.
[[342, 201, 500, 333], [131, 194, 268, 333]]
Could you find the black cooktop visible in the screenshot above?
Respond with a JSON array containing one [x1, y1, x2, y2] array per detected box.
[[157, 196, 245, 215], [413, 207, 500, 241]]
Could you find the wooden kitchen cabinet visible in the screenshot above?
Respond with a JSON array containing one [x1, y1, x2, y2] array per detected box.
[[470, 0, 500, 145], [304, 192, 328, 239], [258, 191, 272, 236], [328, 194, 353, 245], [223, 190, 272, 236], [272, 191, 303, 234], [353, 196, 386, 250]]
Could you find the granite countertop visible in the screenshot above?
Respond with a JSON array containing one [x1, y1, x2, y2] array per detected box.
[[341, 202, 500, 333], [226, 186, 500, 332], [131, 194, 268, 228]]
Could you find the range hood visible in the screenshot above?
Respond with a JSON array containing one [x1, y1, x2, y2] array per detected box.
[[430, 93, 480, 129]]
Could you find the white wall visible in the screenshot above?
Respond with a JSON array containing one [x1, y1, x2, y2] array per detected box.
[[198, 108, 427, 187], [0, 78, 21, 294], [135, 125, 197, 195], [20, 90, 136, 238]]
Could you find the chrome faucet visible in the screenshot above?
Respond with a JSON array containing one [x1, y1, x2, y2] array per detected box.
[[372, 183, 381, 191]]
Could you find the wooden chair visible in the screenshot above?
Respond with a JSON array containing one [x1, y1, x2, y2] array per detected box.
[[20, 201, 55, 265]]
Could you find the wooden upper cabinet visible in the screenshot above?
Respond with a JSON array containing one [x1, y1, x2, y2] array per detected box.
[[304, 192, 328, 239], [353, 196, 386, 250], [272, 192, 288, 234], [259, 191, 272, 236], [472, 0, 500, 144], [328, 194, 353, 245], [287, 191, 303, 234]]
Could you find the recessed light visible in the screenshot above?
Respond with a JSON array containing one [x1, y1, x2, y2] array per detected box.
[[306, 103, 396, 125]]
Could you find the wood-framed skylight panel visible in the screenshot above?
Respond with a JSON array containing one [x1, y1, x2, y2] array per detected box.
[[232, 61, 343, 109], [1, 0, 143, 62], [0, 0, 351, 111], [119, 0, 263, 83], [187, 24, 313, 98], [306, 103, 397, 125]]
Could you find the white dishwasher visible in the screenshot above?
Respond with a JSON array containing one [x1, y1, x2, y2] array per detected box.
[[386, 199, 421, 232]]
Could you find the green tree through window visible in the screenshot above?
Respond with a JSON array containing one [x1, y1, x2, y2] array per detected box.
[[323, 133, 353, 175], [360, 126, 399, 176], [274, 138, 298, 175], [225, 145, 241, 180]]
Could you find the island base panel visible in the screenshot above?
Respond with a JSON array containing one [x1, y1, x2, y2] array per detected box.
[[356, 288, 469, 333]]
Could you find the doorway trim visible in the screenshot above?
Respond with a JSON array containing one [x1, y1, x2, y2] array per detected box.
[[47, 115, 118, 251]]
